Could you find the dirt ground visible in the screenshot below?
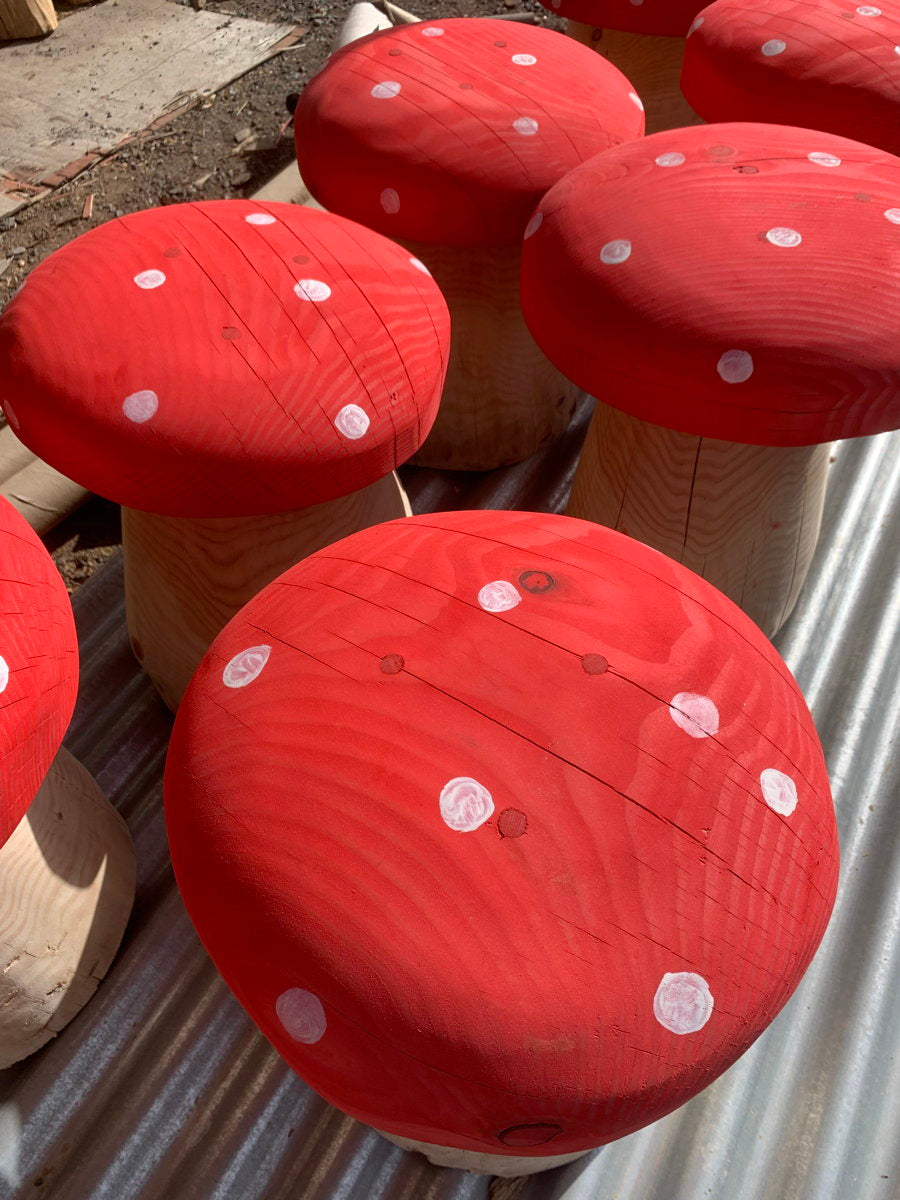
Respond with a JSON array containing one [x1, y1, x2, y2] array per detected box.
[[0, 0, 562, 589]]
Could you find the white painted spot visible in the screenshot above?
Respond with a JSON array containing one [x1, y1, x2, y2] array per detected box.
[[856, 5, 881, 14], [895, 45, 900, 55], [524, 211, 543, 239], [245, 212, 277, 225], [334, 404, 370, 439], [134, 269, 166, 289], [421, 25, 444, 36], [512, 54, 537, 65], [4, 402, 19, 431], [122, 389, 159, 423], [761, 39, 787, 56], [371, 81, 402, 99], [0, 657, 8, 693], [717, 350, 754, 384], [688, 15, 705, 34], [551, 0, 561, 7], [477, 580, 521, 612], [629, 0, 644, 6], [294, 279, 332, 302], [381, 188, 401, 214], [629, 91, 645, 112], [276, 988, 327, 1043], [655, 152, 686, 167], [669, 692, 720, 739], [760, 768, 798, 815], [654, 972, 714, 1034], [222, 645, 271, 688], [808, 152, 841, 167], [440, 776, 495, 832], [765, 227, 802, 247], [513, 117, 539, 136], [884, 208, 900, 224], [600, 239, 632, 265], [409, 256, 431, 275]]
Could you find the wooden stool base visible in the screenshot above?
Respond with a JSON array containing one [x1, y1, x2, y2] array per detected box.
[[122, 472, 412, 711], [0, 748, 135, 1068], [567, 404, 831, 638], [377, 1129, 590, 1176]]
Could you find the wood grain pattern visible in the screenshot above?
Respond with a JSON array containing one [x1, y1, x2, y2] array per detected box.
[[122, 472, 411, 711], [0, 748, 135, 1068], [377, 1130, 588, 1176], [567, 405, 831, 637], [568, 24, 703, 134], [404, 241, 580, 470], [0, 0, 56, 40]]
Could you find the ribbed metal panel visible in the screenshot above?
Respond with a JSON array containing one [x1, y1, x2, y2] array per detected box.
[[0, 413, 896, 1200]]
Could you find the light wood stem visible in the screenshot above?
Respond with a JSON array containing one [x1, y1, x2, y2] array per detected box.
[[567, 23, 702, 134], [377, 1129, 589, 1177], [568, 404, 831, 638], [404, 241, 580, 471], [0, 748, 135, 1068], [122, 472, 411, 711], [0, 0, 57, 40]]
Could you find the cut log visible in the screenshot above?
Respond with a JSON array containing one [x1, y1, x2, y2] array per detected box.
[[0, 0, 57, 41]]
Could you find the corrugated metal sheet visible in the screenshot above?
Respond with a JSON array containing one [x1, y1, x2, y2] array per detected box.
[[0, 406, 897, 1200]]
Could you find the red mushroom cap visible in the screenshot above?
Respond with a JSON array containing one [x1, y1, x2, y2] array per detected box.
[[681, 0, 900, 155], [165, 510, 838, 1157], [520, 122, 900, 446], [0, 201, 449, 518], [536, 0, 707, 38], [0, 498, 78, 846], [294, 19, 645, 247]]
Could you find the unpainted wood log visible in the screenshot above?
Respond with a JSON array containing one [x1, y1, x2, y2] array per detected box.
[[336, 1, 393, 47], [0, 747, 135, 1068], [122, 471, 412, 712], [0, 0, 57, 40], [378, 1130, 588, 1177], [567, 402, 831, 638]]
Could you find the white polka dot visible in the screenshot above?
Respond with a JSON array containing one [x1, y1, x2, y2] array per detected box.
[[765, 227, 802, 247], [761, 39, 787, 56], [654, 972, 714, 1035], [4, 401, 20, 431], [600, 239, 632, 265], [717, 350, 754, 384], [688, 15, 704, 34], [371, 81, 402, 99], [276, 988, 326, 1043], [760, 768, 798, 815], [0, 656, 8, 694], [122, 389, 159, 423], [409, 256, 431, 275], [655, 152, 686, 167], [856, 5, 881, 14], [669, 692, 719, 739], [134, 269, 166, 289], [477, 580, 521, 612], [884, 208, 900, 223], [334, 404, 370, 439], [294, 279, 332, 302], [551, 0, 561, 7], [524, 211, 543, 239], [440, 777, 495, 832], [629, 0, 644, 6], [894, 45, 900, 55], [512, 53, 537, 65], [222, 645, 271, 688], [808, 152, 841, 167], [421, 25, 444, 35], [513, 117, 539, 136], [380, 188, 400, 214], [629, 91, 645, 112], [245, 212, 277, 225]]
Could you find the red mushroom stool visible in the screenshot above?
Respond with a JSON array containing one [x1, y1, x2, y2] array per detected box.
[[536, 0, 705, 132], [0, 497, 134, 1067], [521, 122, 900, 638], [0, 200, 449, 711], [295, 18, 644, 471], [681, 0, 900, 155], [164, 510, 838, 1176]]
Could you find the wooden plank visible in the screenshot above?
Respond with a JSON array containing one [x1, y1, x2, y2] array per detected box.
[[0, 0, 57, 42]]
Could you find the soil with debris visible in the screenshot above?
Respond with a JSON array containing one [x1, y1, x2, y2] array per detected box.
[[1, 0, 562, 588]]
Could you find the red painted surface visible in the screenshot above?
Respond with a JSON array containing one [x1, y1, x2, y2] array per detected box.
[[682, 0, 900, 155], [165, 510, 838, 1157], [520, 122, 900, 446], [536, 0, 706, 37], [0, 202, 449, 517], [0, 498, 77, 846], [295, 19, 645, 246]]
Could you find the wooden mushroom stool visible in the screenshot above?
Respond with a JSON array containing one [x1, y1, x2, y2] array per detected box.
[[164, 510, 838, 1176], [0, 200, 449, 711], [521, 122, 900, 638], [294, 18, 645, 470], [681, 0, 900, 153], [0, 497, 134, 1067], [537, 0, 705, 132]]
